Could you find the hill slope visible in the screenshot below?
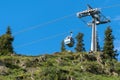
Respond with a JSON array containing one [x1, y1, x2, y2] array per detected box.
[[0, 52, 120, 80]]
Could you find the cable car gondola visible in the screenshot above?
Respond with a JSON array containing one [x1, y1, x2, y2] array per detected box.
[[64, 32, 74, 47]]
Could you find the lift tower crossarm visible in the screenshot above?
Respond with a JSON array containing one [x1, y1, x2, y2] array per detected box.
[[77, 5, 100, 18]]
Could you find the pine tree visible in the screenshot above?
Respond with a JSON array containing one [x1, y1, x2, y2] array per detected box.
[[75, 32, 85, 52], [6, 26, 12, 34], [97, 34, 101, 51], [103, 26, 117, 60], [6, 26, 14, 53], [61, 40, 66, 52], [0, 26, 14, 55]]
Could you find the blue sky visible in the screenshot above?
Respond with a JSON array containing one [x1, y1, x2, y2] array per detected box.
[[0, 0, 120, 58]]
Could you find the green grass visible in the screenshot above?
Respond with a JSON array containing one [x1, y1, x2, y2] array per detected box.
[[0, 52, 120, 80]]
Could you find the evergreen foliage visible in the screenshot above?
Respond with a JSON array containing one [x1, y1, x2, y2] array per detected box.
[[103, 26, 117, 60], [75, 32, 85, 52], [97, 34, 101, 51], [61, 40, 66, 52], [0, 26, 14, 55], [0, 52, 119, 80], [6, 26, 12, 34], [0, 26, 119, 80]]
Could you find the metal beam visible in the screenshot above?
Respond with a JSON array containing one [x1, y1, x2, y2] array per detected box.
[[77, 5, 110, 52]]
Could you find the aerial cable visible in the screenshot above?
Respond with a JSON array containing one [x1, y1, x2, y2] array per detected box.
[[78, 3, 120, 26], [13, 3, 120, 53], [79, 18, 91, 26], [13, 13, 75, 36], [15, 4, 120, 47], [15, 32, 67, 48], [80, 18, 88, 25], [101, 3, 120, 9], [13, 4, 120, 36], [15, 28, 79, 48]]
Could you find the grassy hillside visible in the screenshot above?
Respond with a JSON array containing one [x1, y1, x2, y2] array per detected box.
[[0, 52, 120, 80]]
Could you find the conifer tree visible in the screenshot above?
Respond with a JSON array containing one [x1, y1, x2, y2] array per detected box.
[[75, 32, 85, 52], [61, 40, 66, 52], [0, 26, 14, 55], [103, 26, 117, 60], [6, 26, 12, 34], [97, 34, 101, 51]]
